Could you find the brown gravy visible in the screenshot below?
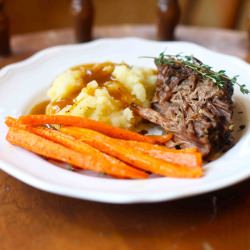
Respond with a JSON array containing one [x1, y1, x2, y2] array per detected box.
[[71, 62, 116, 86], [30, 62, 134, 114], [30, 100, 50, 114]]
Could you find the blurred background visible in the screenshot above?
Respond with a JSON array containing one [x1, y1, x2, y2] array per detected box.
[[5, 0, 250, 34]]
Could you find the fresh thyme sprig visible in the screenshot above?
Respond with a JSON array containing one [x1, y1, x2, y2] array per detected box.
[[154, 52, 249, 95]]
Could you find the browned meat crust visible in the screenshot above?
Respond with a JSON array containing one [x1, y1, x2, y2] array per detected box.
[[132, 60, 234, 157]]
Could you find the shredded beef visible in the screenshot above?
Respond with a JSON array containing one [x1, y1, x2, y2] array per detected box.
[[132, 60, 234, 156]]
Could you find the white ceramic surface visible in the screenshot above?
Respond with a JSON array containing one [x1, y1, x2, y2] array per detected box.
[[0, 38, 250, 204]]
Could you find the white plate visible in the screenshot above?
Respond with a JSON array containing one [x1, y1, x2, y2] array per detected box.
[[0, 38, 250, 204]]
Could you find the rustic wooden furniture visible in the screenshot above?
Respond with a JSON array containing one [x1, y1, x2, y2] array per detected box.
[[0, 25, 249, 250], [0, 0, 10, 55], [3, 0, 249, 35], [181, 0, 247, 29], [246, 15, 250, 63], [71, 0, 94, 42], [157, 0, 181, 40]]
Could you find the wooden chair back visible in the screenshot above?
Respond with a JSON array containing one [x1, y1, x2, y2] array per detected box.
[[181, 0, 247, 29], [2, 0, 249, 33]]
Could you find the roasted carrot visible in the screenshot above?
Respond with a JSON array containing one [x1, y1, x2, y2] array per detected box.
[[147, 134, 173, 144], [179, 148, 198, 153], [5, 116, 21, 127], [6, 116, 200, 169], [60, 127, 203, 178], [6, 127, 147, 179], [5, 116, 147, 178], [115, 140, 202, 168], [18, 115, 172, 144], [28, 126, 148, 179]]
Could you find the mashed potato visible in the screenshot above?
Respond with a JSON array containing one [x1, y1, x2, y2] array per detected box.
[[46, 62, 156, 128]]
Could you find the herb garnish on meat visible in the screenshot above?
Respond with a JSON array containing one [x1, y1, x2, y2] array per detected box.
[[154, 52, 249, 94], [134, 52, 237, 156]]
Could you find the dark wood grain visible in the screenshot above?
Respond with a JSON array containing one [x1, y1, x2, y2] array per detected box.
[[0, 25, 249, 250], [1, 171, 250, 250], [0, 24, 248, 68], [246, 15, 250, 63], [2, 0, 249, 35]]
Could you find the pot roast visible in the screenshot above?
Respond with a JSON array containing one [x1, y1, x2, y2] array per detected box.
[[132, 55, 234, 156]]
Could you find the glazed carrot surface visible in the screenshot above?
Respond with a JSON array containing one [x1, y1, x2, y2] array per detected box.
[[116, 140, 202, 168], [6, 115, 203, 179], [7, 127, 90, 169], [147, 134, 173, 144], [60, 127, 203, 178], [28, 126, 148, 179], [5, 114, 199, 168], [6, 127, 147, 179], [18, 115, 172, 144], [5, 116, 22, 128]]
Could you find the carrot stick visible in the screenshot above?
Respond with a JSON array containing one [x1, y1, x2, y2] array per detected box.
[[18, 115, 172, 144], [115, 140, 202, 168], [60, 127, 203, 178], [146, 134, 173, 144], [28, 126, 148, 179], [179, 148, 198, 153], [6, 116, 200, 168], [5, 116, 21, 127], [6, 117, 147, 178], [6, 127, 147, 179]]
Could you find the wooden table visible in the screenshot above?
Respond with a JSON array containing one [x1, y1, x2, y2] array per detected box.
[[1, 25, 249, 250]]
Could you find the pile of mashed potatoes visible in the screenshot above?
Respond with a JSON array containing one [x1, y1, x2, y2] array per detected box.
[[46, 62, 156, 128]]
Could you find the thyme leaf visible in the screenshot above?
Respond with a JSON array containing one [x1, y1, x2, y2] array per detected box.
[[154, 52, 249, 95]]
